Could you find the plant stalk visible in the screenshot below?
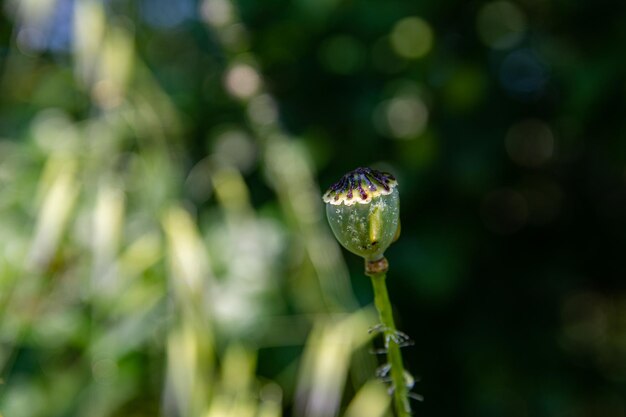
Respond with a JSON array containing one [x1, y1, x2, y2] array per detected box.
[[366, 258, 411, 417]]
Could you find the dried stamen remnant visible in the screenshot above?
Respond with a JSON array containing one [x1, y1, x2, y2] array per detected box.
[[323, 167, 397, 206]]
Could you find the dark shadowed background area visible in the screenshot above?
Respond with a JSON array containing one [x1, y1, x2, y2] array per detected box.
[[1, 0, 626, 416]]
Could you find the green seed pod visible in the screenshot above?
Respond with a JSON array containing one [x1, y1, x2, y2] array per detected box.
[[323, 167, 400, 261]]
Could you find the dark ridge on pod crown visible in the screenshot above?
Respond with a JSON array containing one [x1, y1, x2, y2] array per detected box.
[[322, 167, 398, 206]]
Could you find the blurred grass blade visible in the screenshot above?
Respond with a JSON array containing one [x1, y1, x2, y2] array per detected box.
[[343, 380, 391, 417], [91, 179, 125, 294], [28, 155, 79, 269], [295, 309, 376, 417], [162, 206, 212, 299], [73, 0, 106, 86]]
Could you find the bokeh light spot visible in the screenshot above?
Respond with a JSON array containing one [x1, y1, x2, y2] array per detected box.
[[212, 129, 257, 173], [374, 94, 429, 140], [505, 119, 555, 168], [247, 94, 279, 126], [476, 1, 527, 50], [390, 17, 434, 60], [224, 63, 261, 99], [16, 27, 46, 54], [500, 49, 548, 99], [200, 0, 233, 27]]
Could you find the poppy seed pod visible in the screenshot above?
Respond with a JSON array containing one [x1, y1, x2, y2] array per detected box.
[[323, 167, 400, 262]]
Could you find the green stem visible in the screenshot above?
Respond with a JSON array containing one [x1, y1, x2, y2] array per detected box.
[[367, 265, 411, 417]]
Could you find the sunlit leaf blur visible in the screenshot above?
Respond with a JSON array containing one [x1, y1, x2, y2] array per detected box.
[[1, 0, 626, 416]]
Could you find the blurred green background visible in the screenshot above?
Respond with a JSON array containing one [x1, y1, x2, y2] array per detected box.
[[1, 0, 626, 416]]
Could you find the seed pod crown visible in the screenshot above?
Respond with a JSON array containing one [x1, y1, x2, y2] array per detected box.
[[323, 167, 398, 206]]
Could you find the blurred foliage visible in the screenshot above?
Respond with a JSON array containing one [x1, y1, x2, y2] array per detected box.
[[1, 0, 626, 416]]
